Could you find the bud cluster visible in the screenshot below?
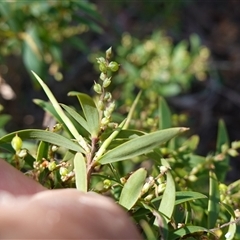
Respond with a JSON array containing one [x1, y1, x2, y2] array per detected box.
[[11, 134, 28, 161], [93, 47, 120, 129]]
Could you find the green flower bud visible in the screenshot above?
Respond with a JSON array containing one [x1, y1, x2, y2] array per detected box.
[[141, 177, 154, 195], [188, 175, 197, 182], [98, 100, 105, 111], [105, 47, 112, 60], [11, 134, 22, 152], [59, 167, 69, 176], [231, 141, 240, 149], [52, 123, 62, 132], [104, 92, 112, 101], [227, 148, 239, 157], [219, 183, 228, 193], [144, 194, 154, 202], [103, 179, 112, 189], [157, 183, 166, 193], [93, 83, 102, 94], [221, 143, 229, 153], [48, 161, 57, 171], [100, 72, 107, 81], [104, 109, 111, 118], [99, 62, 108, 73], [103, 77, 112, 88], [108, 101, 115, 112], [101, 117, 110, 126], [96, 57, 106, 64], [108, 61, 119, 72]]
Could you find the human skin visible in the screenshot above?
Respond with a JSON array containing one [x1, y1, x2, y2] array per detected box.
[[0, 159, 142, 239]]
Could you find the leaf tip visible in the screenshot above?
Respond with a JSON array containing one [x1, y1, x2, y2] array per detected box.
[[180, 127, 190, 132]]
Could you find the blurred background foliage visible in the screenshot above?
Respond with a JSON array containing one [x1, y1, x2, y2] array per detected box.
[[0, 0, 102, 83], [0, 0, 240, 179]]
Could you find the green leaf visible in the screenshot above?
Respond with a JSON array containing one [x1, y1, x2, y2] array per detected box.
[[36, 140, 49, 162], [94, 119, 126, 160], [207, 171, 220, 229], [74, 152, 87, 192], [123, 91, 142, 130], [175, 191, 207, 205], [68, 92, 100, 138], [32, 72, 89, 152], [159, 97, 172, 130], [98, 127, 188, 164], [168, 226, 208, 240], [60, 104, 90, 134], [225, 217, 237, 240], [140, 220, 158, 240], [119, 168, 147, 210], [33, 99, 72, 137], [216, 119, 230, 182], [156, 158, 175, 223], [0, 130, 83, 153], [221, 202, 237, 219], [33, 99, 63, 124]]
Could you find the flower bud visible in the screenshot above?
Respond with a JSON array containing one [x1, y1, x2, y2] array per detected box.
[[107, 101, 115, 112], [11, 134, 22, 152], [159, 165, 169, 174], [96, 57, 106, 64], [99, 63, 108, 73], [59, 167, 69, 176], [52, 123, 62, 132], [141, 177, 154, 195], [48, 161, 57, 171], [17, 149, 27, 158], [103, 179, 112, 189], [144, 194, 154, 202], [103, 77, 112, 88], [98, 100, 105, 111], [104, 92, 112, 101], [108, 61, 119, 72], [100, 72, 107, 81], [105, 47, 112, 60], [227, 149, 239, 157], [188, 175, 197, 182], [231, 141, 240, 149], [120, 177, 126, 184], [51, 145, 59, 152], [158, 183, 166, 193], [93, 83, 102, 94], [101, 117, 110, 126]]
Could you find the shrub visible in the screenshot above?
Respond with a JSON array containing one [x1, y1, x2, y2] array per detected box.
[[0, 48, 239, 239]]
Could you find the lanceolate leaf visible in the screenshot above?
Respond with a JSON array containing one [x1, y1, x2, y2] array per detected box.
[[123, 91, 142, 130], [60, 104, 90, 134], [225, 217, 236, 240], [156, 158, 175, 223], [68, 92, 100, 138], [36, 140, 49, 162], [32, 72, 89, 152], [98, 127, 188, 164], [175, 191, 207, 205], [0, 130, 84, 153], [216, 119, 230, 182], [207, 171, 220, 229], [74, 152, 87, 192], [168, 226, 209, 240], [159, 97, 172, 130], [119, 168, 147, 210]]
